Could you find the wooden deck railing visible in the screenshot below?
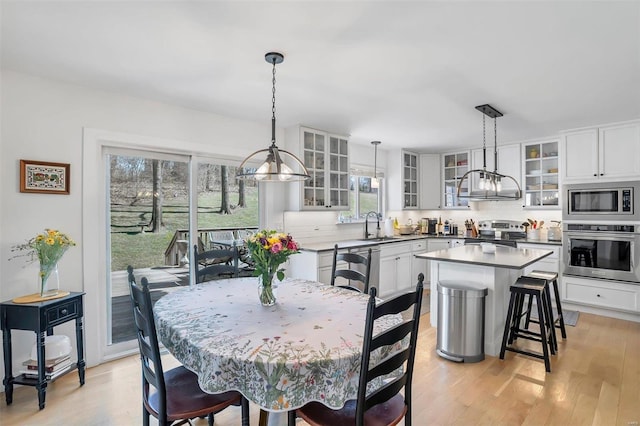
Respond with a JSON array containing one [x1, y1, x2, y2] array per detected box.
[[164, 227, 258, 266]]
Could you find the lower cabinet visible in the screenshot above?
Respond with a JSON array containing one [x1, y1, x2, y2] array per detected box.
[[518, 243, 561, 297], [563, 275, 639, 313], [288, 250, 334, 285], [410, 239, 428, 285], [424, 239, 452, 284], [379, 242, 412, 298]]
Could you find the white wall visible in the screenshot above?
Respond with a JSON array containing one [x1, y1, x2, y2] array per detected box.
[[0, 70, 283, 372]]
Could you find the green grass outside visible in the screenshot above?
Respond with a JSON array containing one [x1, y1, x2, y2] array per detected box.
[[111, 188, 258, 271]]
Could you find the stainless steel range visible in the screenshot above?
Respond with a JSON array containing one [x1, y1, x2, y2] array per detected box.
[[465, 220, 527, 248], [563, 223, 640, 283]]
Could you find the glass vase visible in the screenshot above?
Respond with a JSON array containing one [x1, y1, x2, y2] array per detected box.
[[258, 274, 276, 307], [40, 263, 60, 298]]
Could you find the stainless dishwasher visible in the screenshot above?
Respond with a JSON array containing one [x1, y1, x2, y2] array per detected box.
[[348, 245, 380, 293]]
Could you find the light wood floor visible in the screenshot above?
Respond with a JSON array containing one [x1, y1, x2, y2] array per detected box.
[[1, 311, 639, 425]]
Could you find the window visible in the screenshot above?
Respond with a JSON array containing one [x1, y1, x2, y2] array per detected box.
[[345, 174, 384, 221]]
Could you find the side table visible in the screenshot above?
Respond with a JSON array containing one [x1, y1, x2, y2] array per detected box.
[[1, 292, 85, 409]]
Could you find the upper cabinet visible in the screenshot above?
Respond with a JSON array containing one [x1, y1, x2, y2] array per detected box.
[[402, 151, 419, 209], [522, 140, 560, 209], [419, 154, 441, 209], [388, 150, 420, 210], [470, 143, 522, 194], [286, 126, 350, 210], [442, 151, 469, 209], [562, 121, 640, 183]]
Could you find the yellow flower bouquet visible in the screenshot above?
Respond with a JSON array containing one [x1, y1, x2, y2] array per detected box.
[[12, 229, 76, 297]]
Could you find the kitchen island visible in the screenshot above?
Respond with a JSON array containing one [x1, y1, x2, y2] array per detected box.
[[415, 245, 553, 356]]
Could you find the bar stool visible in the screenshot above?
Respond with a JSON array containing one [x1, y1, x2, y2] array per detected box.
[[524, 270, 567, 340], [500, 276, 555, 372]]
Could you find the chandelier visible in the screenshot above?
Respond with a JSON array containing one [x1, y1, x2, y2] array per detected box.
[[457, 104, 521, 201], [236, 52, 310, 182]]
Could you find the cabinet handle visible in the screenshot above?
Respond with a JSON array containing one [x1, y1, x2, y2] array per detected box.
[[61, 308, 68, 315], [593, 173, 597, 176], [596, 294, 601, 298], [600, 173, 604, 176]]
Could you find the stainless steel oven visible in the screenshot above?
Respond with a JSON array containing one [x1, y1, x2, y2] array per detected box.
[[563, 181, 639, 221], [563, 223, 640, 283]]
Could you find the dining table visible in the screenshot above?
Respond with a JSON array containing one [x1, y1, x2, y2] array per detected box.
[[153, 277, 402, 426]]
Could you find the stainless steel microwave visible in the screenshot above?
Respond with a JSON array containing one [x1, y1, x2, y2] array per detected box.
[[563, 181, 639, 221]]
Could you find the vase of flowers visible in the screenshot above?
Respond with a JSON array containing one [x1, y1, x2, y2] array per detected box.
[[12, 229, 76, 297], [245, 230, 300, 306]]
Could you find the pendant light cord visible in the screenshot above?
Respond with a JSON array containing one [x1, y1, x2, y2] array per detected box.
[[271, 57, 277, 145], [493, 116, 498, 173], [482, 114, 487, 171]]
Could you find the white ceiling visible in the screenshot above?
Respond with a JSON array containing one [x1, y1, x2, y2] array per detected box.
[[2, 1, 639, 152]]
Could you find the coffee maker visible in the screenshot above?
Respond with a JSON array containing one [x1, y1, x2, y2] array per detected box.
[[421, 218, 438, 235]]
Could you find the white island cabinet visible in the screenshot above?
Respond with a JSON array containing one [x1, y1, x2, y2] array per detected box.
[[416, 245, 552, 356]]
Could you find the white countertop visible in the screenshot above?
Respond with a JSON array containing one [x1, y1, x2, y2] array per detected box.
[[415, 245, 553, 270]]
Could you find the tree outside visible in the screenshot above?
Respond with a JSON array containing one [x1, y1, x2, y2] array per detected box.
[[110, 156, 258, 271]]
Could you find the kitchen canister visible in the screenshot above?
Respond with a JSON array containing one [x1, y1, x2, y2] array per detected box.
[[528, 229, 540, 241]]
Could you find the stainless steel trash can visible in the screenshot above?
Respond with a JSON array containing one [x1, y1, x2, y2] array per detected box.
[[436, 280, 488, 363]]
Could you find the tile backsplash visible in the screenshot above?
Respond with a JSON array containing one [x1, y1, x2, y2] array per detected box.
[[285, 198, 562, 246], [284, 211, 363, 244]]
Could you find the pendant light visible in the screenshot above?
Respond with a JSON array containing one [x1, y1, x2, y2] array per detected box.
[[456, 104, 521, 201], [236, 52, 310, 182], [371, 140, 381, 189]]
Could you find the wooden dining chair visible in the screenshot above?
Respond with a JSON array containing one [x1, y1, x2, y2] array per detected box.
[[288, 273, 425, 426], [127, 267, 250, 426], [330, 244, 372, 294], [193, 244, 239, 283]]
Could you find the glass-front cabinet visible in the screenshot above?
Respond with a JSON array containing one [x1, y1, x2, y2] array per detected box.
[[403, 151, 418, 208], [300, 128, 349, 210], [442, 151, 469, 208], [522, 140, 559, 208]]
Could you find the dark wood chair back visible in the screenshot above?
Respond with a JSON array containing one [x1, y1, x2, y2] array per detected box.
[[330, 244, 372, 294], [127, 268, 170, 423], [289, 273, 424, 426], [127, 266, 249, 426], [356, 273, 424, 425], [193, 244, 239, 283]]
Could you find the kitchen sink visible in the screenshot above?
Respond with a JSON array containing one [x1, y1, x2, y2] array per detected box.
[[357, 237, 400, 242]]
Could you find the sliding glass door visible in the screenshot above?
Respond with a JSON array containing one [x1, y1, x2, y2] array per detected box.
[[106, 149, 190, 349], [104, 148, 259, 356]]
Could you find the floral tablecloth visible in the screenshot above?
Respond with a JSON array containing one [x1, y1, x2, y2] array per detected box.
[[153, 277, 401, 412]]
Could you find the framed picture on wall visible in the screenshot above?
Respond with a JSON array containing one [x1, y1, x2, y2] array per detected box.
[[19, 159, 70, 194]]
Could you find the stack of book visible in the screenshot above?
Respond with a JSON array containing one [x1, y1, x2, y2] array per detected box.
[[20, 355, 72, 380]]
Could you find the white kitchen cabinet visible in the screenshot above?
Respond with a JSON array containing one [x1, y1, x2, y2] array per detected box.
[[379, 242, 412, 297], [562, 121, 640, 182], [387, 149, 420, 210], [522, 140, 559, 209], [470, 143, 521, 194], [563, 275, 639, 313], [519, 243, 561, 300], [519, 243, 560, 276], [449, 239, 465, 248], [288, 250, 334, 285], [410, 239, 428, 285], [285, 126, 349, 210], [422, 239, 452, 284], [442, 151, 470, 209], [419, 154, 440, 209]]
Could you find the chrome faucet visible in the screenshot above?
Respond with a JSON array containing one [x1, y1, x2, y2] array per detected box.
[[364, 211, 381, 239]]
